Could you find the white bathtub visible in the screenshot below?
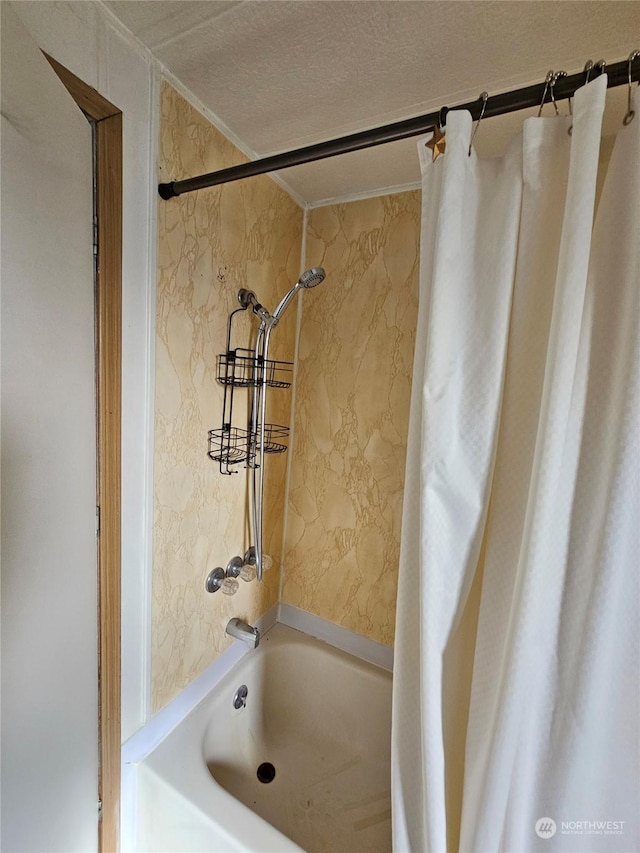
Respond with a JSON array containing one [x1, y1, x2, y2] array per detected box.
[[129, 621, 393, 852]]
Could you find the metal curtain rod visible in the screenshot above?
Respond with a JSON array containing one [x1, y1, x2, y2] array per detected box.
[[158, 56, 640, 200]]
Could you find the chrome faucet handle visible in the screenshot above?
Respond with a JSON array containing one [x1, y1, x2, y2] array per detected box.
[[242, 547, 272, 577], [239, 563, 257, 582], [205, 566, 239, 595], [227, 555, 256, 583], [219, 577, 239, 595], [225, 556, 243, 577]]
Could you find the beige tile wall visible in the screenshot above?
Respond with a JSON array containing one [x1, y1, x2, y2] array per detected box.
[[152, 83, 302, 711], [282, 194, 421, 646], [153, 81, 421, 709]]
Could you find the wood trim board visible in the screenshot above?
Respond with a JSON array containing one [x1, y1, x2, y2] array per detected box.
[[45, 53, 123, 853]]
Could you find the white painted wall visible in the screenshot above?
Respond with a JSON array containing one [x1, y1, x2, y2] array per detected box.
[[1, 6, 96, 847], [7, 0, 158, 741]]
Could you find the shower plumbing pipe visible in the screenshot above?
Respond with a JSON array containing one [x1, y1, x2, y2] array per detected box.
[[159, 54, 639, 198], [244, 269, 325, 582], [249, 323, 264, 582], [249, 316, 277, 583]]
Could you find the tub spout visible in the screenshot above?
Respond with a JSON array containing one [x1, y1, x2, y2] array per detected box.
[[226, 617, 260, 649]]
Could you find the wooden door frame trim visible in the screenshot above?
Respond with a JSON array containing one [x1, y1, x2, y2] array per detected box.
[[45, 53, 122, 853]]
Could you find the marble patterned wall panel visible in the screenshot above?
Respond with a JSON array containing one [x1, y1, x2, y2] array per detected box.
[[283, 193, 420, 646], [153, 83, 302, 712]]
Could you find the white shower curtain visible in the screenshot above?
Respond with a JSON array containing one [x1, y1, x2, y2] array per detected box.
[[392, 75, 639, 853]]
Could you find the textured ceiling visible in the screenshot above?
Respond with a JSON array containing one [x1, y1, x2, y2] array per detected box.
[[106, 0, 640, 205]]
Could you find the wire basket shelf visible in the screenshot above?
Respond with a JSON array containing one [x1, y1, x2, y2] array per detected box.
[[257, 423, 289, 454], [207, 426, 254, 468], [212, 306, 293, 475], [208, 423, 290, 472], [217, 349, 292, 389]]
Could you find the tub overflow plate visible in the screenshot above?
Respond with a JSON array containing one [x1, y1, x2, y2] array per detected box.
[[233, 684, 248, 709]]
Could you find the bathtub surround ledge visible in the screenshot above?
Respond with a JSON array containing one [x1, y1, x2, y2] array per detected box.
[[123, 602, 386, 768], [124, 604, 278, 760], [278, 603, 394, 671]]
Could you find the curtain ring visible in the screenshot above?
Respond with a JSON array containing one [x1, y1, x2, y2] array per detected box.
[[468, 92, 488, 156], [426, 106, 449, 161], [538, 71, 554, 117], [570, 61, 596, 136], [583, 59, 594, 84], [550, 70, 566, 116], [623, 50, 640, 126]]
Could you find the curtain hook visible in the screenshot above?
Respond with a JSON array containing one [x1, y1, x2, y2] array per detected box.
[[623, 50, 640, 126], [538, 71, 554, 117], [594, 59, 606, 77], [468, 92, 488, 156], [583, 59, 594, 84], [426, 106, 449, 161], [567, 59, 604, 136], [550, 70, 567, 115], [571, 61, 595, 136], [569, 62, 594, 137]]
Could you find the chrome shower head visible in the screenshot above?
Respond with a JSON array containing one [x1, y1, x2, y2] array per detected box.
[[272, 267, 326, 322], [298, 267, 326, 289]]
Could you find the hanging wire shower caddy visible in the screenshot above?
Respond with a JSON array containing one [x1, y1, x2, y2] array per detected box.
[[208, 305, 293, 475], [208, 269, 325, 583]]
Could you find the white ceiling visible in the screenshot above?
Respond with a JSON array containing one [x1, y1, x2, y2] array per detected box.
[[106, 0, 640, 206]]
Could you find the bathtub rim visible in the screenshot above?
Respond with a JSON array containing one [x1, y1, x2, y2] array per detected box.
[[121, 604, 394, 851]]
